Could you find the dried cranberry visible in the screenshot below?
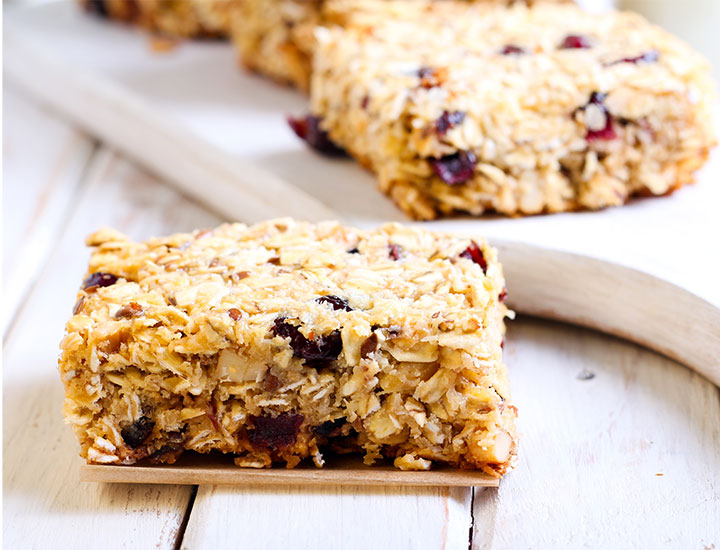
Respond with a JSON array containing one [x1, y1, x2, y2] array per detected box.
[[608, 50, 659, 66], [460, 242, 488, 273], [435, 111, 466, 136], [430, 151, 477, 185], [82, 272, 119, 292], [500, 45, 528, 55], [498, 289, 508, 302], [228, 308, 242, 321], [560, 35, 592, 49], [313, 418, 346, 438], [287, 115, 346, 156], [272, 318, 342, 362], [121, 416, 154, 448], [579, 92, 616, 141], [316, 295, 352, 311], [248, 413, 304, 450], [388, 244, 402, 261]]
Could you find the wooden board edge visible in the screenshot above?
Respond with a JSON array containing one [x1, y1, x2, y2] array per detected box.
[[79, 463, 500, 488]]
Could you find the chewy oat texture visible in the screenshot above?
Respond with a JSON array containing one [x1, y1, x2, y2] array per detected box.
[[231, 0, 569, 91], [59, 219, 516, 475], [310, 2, 717, 219], [79, 0, 234, 38]]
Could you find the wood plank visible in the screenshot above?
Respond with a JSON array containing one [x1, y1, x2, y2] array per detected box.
[[2, 84, 95, 332], [181, 485, 472, 550], [471, 319, 720, 549], [2, 148, 221, 549]]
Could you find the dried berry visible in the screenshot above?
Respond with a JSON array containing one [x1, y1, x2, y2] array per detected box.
[[316, 295, 353, 311], [287, 115, 346, 156], [388, 244, 402, 261], [121, 416, 154, 448], [82, 272, 119, 292], [228, 308, 242, 321], [417, 66, 447, 88], [361, 96, 370, 109], [360, 333, 378, 359], [85, 0, 109, 17], [435, 111, 466, 136], [498, 289, 508, 303], [500, 45, 528, 55], [460, 242, 488, 273], [430, 151, 477, 185], [248, 413, 304, 450], [272, 318, 342, 361], [347, 247, 360, 254], [608, 50, 659, 66], [579, 92, 617, 141], [560, 35, 592, 49], [313, 418, 346, 438], [115, 302, 143, 319], [263, 374, 280, 392]]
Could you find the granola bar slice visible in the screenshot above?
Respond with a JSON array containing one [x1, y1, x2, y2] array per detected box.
[[309, 2, 717, 219], [79, 0, 234, 39], [231, 0, 570, 91], [59, 219, 516, 475]]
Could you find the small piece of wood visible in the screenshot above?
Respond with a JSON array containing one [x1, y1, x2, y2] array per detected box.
[[80, 455, 498, 488]]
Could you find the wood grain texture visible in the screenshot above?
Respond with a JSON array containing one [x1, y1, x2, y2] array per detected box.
[[497, 241, 720, 387], [2, 84, 95, 333], [3, 23, 336, 225], [471, 319, 720, 549], [2, 148, 220, 549], [181, 485, 472, 550]]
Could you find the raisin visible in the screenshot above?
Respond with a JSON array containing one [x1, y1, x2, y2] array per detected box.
[[361, 96, 370, 109], [579, 91, 616, 141], [115, 302, 143, 319], [430, 151, 477, 185], [347, 247, 360, 254], [360, 333, 378, 359], [272, 318, 342, 361], [228, 308, 242, 321], [388, 244, 402, 261], [263, 374, 280, 392], [608, 50, 659, 66], [500, 45, 528, 55], [85, 0, 109, 17], [460, 242, 488, 273], [248, 413, 304, 450], [82, 272, 119, 292], [316, 295, 353, 311], [435, 111, 466, 136], [121, 416, 154, 448], [560, 35, 592, 49], [288, 115, 346, 156], [313, 418, 346, 438]]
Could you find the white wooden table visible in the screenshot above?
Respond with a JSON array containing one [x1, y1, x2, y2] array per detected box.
[[3, 6, 720, 549]]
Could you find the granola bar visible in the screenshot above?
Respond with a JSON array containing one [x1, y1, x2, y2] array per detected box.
[[59, 219, 516, 474], [309, 2, 717, 219], [79, 0, 234, 39], [231, 0, 569, 91]]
